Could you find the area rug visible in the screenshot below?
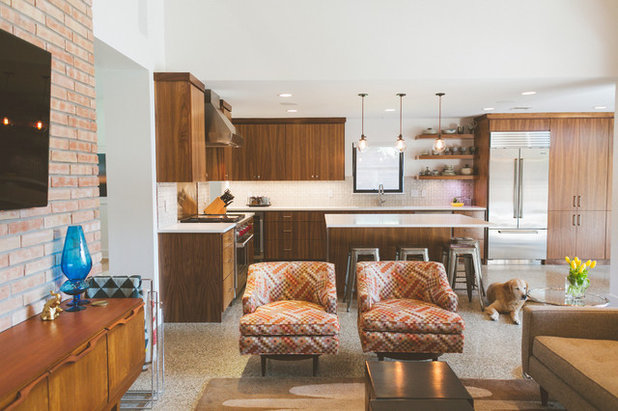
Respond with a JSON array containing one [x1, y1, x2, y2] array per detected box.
[[196, 377, 565, 410]]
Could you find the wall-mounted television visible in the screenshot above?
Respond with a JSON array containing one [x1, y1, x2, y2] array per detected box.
[[0, 29, 51, 211]]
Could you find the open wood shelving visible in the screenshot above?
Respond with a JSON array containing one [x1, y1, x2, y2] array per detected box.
[[416, 154, 474, 160], [415, 134, 474, 139], [414, 175, 476, 180]]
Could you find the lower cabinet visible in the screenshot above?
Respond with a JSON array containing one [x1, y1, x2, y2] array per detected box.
[[0, 299, 144, 411], [106, 306, 145, 402], [48, 332, 109, 411], [264, 212, 326, 260], [547, 210, 606, 259]]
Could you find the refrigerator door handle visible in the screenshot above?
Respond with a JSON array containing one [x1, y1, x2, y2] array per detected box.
[[513, 159, 520, 219], [518, 158, 524, 218]]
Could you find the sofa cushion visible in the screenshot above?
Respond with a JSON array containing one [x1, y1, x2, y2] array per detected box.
[[240, 300, 339, 337], [533, 336, 618, 409], [359, 298, 464, 334]]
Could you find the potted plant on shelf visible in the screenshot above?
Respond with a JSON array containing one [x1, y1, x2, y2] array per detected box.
[[565, 256, 595, 300]]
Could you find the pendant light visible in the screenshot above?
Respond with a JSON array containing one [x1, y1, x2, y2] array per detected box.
[[357, 93, 368, 152], [395, 93, 406, 152], [433, 92, 446, 153]]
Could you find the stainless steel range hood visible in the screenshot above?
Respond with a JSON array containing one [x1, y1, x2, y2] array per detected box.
[[204, 89, 243, 147]]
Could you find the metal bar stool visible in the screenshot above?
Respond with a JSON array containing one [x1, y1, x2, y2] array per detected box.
[[396, 247, 429, 262], [442, 237, 476, 279], [344, 247, 380, 312], [446, 242, 485, 310]]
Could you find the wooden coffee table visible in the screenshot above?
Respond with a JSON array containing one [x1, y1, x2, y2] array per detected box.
[[365, 361, 473, 410]]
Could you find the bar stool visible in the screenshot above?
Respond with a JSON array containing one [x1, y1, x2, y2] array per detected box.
[[441, 237, 476, 273], [446, 242, 485, 310], [395, 247, 429, 262], [344, 247, 380, 312]]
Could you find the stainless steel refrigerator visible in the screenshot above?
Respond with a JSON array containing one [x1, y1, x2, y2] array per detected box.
[[488, 131, 550, 260]]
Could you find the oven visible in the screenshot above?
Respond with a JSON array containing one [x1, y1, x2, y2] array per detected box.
[[235, 218, 254, 295]]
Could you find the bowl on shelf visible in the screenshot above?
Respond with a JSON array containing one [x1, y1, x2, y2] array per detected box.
[[423, 128, 438, 134], [442, 129, 457, 134], [460, 164, 473, 175]]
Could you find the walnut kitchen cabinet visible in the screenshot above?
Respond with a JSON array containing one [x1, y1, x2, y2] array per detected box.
[[286, 122, 346, 180], [547, 210, 606, 260], [206, 147, 234, 181], [154, 72, 208, 182], [159, 230, 236, 322], [264, 211, 326, 260], [231, 118, 345, 181], [548, 118, 611, 211], [231, 122, 286, 180]]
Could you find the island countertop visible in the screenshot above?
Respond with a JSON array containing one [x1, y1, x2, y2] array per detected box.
[[324, 213, 490, 228]]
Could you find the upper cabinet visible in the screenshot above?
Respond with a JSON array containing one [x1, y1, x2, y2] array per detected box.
[[548, 118, 611, 211], [154, 73, 207, 182], [232, 118, 345, 181]]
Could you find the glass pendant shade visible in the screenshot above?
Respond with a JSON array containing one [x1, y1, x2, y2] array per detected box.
[[61, 225, 92, 281], [433, 137, 446, 153], [357, 135, 368, 152], [357, 93, 368, 152], [395, 93, 407, 152], [395, 135, 406, 152]]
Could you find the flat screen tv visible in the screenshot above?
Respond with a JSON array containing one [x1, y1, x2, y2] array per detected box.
[[0, 29, 51, 211]]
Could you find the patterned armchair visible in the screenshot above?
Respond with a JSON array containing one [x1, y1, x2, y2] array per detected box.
[[239, 261, 339, 376], [356, 261, 464, 360]]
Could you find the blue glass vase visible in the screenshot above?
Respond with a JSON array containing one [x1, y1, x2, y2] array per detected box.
[[60, 225, 92, 312]]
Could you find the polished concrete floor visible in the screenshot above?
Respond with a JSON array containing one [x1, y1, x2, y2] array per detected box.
[[144, 264, 611, 410]]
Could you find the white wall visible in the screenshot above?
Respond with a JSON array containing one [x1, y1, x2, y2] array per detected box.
[[93, 0, 166, 71], [163, 0, 618, 81], [96, 67, 158, 285]]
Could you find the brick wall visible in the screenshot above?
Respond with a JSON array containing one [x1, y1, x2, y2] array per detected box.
[[0, 0, 100, 331]]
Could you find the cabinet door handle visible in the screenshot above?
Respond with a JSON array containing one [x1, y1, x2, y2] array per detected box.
[[283, 248, 292, 251], [282, 215, 292, 219], [572, 196, 576, 208], [572, 214, 576, 226], [3, 373, 48, 410], [282, 229, 292, 233], [577, 214, 581, 226], [106, 306, 142, 331], [577, 195, 581, 208], [50, 331, 106, 373]]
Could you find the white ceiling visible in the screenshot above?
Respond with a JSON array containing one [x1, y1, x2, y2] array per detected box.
[[161, 0, 618, 118]]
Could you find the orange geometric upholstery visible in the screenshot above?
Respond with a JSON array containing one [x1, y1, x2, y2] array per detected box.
[[356, 261, 464, 354], [239, 262, 339, 355]]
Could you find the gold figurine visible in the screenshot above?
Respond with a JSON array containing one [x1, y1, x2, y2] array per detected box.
[[41, 291, 63, 321]]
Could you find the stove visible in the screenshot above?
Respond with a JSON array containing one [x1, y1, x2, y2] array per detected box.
[[180, 213, 245, 223]]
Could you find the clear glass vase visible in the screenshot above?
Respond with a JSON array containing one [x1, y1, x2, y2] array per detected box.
[[565, 277, 589, 301]]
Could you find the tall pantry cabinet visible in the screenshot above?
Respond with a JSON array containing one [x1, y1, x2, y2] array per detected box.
[[547, 117, 613, 260]]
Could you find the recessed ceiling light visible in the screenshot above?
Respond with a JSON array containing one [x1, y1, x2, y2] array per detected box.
[[594, 105, 607, 110], [286, 109, 297, 113], [512, 106, 532, 110], [483, 107, 495, 111], [278, 93, 292, 97], [521, 91, 536, 95], [384, 108, 396, 112]]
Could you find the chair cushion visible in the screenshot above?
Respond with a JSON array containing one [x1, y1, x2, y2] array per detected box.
[[359, 298, 464, 334], [359, 330, 464, 353], [533, 336, 618, 409], [239, 335, 339, 355], [240, 300, 339, 337]]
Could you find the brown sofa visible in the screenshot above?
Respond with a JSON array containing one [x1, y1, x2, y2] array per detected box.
[[522, 305, 618, 410]]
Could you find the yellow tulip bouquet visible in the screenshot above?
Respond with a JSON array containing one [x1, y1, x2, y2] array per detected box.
[[565, 256, 595, 299]]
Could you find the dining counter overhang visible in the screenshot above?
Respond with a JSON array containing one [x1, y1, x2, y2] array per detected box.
[[325, 213, 490, 296]]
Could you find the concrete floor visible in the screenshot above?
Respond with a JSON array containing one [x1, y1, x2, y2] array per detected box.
[[144, 264, 611, 410]]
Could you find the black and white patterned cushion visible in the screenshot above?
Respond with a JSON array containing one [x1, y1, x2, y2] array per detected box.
[[86, 275, 142, 299]]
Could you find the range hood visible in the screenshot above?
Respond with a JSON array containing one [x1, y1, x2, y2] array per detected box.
[[204, 89, 243, 147]]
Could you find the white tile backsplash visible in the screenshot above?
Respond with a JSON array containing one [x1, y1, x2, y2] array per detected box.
[[219, 177, 473, 208], [157, 183, 177, 227]]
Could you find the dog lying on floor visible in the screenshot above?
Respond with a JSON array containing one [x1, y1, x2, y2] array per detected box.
[[484, 279, 529, 324]]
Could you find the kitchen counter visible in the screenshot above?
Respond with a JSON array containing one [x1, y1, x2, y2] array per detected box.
[[229, 205, 486, 211], [158, 213, 254, 234], [325, 213, 490, 228]]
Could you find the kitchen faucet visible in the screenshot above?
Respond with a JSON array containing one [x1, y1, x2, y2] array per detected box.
[[377, 184, 386, 206]]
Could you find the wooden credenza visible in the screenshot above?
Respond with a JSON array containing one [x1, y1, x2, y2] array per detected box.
[[0, 299, 145, 411]]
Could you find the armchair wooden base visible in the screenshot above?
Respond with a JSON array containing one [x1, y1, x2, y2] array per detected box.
[[260, 354, 320, 377]]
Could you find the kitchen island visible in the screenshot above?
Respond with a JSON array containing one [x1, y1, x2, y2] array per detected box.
[[325, 213, 490, 295]]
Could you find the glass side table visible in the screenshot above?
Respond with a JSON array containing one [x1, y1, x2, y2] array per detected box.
[[528, 287, 609, 307]]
